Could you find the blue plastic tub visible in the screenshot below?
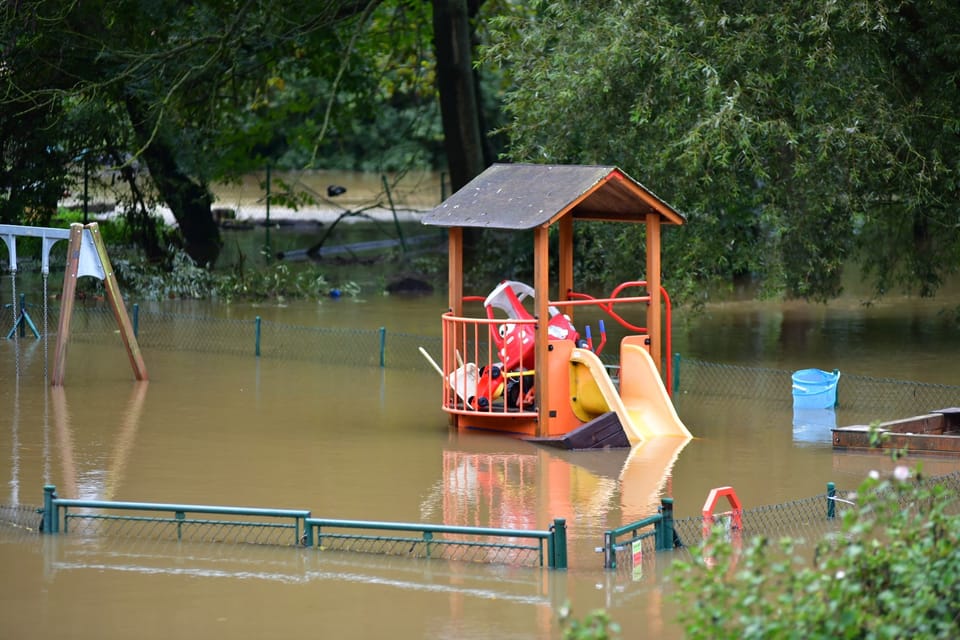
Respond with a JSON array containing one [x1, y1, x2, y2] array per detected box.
[[791, 368, 840, 409]]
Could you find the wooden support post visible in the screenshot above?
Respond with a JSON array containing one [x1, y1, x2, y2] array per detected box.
[[534, 226, 550, 438], [558, 216, 574, 315], [645, 214, 662, 375], [51, 225, 83, 386], [447, 227, 464, 429], [87, 223, 148, 381]]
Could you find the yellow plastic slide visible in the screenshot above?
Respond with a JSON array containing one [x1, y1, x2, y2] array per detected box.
[[569, 343, 693, 445]]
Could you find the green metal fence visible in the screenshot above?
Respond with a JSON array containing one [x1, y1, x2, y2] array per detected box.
[[4, 472, 958, 570], [37, 485, 568, 569], [304, 517, 567, 569], [600, 498, 677, 569], [605, 471, 960, 572]]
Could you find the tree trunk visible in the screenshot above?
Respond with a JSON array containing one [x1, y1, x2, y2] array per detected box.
[[433, 0, 486, 192], [124, 97, 221, 267]]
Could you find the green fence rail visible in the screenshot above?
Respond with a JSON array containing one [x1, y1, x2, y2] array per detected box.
[[6, 472, 958, 571], [606, 472, 960, 572], [304, 517, 567, 569], [600, 498, 676, 569], [38, 485, 567, 570], [42, 486, 310, 545]]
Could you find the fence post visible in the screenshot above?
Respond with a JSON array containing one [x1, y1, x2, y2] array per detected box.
[[827, 481, 836, 519], [132, 303, 139, 338], [303, 520, 313, 547], [379, 326, 386, 368], [603, 530, 615, 569], [673, 353, 681, 392], [42, 485, 58, 534], [255, 316, 261, 357], [551, 518, 567, 570], [658, 497, 675, 550]]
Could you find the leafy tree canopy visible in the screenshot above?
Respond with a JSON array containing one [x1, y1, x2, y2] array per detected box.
[[484, 0, 960, 303], [1, 0, 470, 266]]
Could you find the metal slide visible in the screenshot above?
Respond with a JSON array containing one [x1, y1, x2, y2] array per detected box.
[[569, 344, 693, 445]]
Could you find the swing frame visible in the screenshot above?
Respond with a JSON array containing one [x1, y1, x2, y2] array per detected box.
[[1, 222, 147, 385]]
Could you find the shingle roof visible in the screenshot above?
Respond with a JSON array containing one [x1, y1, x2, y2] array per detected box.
[[421, 163, 685, 230]]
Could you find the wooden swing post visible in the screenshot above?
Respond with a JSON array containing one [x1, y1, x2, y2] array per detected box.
[[51, 223, 147, 386]]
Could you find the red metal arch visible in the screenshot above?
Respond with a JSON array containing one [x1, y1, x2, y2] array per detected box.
[[702, 486, 743, 539]]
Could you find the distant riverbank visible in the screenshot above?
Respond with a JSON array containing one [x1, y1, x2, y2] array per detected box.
[[61, 168, 443, 226]]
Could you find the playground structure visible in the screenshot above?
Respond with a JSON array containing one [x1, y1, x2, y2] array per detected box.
[[1, 222, 146, 384], [421, 164, 692, 445]]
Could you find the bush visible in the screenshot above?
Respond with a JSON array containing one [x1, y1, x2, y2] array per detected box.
[[672, 465, 960, 639], [111, 248, 357, 303], [559, 604, 621, 640]]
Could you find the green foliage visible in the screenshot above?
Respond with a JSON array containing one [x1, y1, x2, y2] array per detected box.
[[2, 0, 516, 273], [672, 466, 960, 639], [111, 248, 352, 303], [484, 0, 960, 304], [558, 604, 621, 640]]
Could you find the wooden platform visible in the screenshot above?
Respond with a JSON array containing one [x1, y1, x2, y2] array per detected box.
[[524, 411, 631, 450], [832, 408, 960, 454]]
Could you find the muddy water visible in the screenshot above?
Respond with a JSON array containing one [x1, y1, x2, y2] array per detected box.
[[2, 290, 960, 639]]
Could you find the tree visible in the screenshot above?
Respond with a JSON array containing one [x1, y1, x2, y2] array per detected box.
[[484, 0, 960, 303], [1, 0, 380, 266]]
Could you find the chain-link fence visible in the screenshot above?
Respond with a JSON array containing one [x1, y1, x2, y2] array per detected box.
[[62, 512, 306, 546], [1, 304, 442, 370], [609, 469, 960, 573], [675, 356, 960, 421], [4, 471, 959, 570], [0, 503, 41, 532], [308, 520, 551, 567], [6, 306, 960, 410], [27, 489, 566, 569]]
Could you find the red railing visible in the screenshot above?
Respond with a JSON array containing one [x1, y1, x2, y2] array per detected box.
[[560, 281, 674, 396]]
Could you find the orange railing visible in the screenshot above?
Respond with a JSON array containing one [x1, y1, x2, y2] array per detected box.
[[440, 310, 538, 417], [438, 282, 674, 416]]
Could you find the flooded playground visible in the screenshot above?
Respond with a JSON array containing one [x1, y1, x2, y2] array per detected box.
[[2, 285, 960, 639]]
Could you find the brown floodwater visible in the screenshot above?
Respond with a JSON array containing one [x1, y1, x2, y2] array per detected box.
[[2, 287, 960, 639]]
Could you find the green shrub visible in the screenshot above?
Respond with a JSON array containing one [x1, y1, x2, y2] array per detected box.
[[111, 248, 356, 302], [559, 604, 621, 640], [672, 465, 960, 639]]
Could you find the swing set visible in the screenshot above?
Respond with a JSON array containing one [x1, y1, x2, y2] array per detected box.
[[1, 222, 147, 385]]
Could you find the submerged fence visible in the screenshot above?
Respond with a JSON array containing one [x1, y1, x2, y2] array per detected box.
[[603, 470, 960, 570], [7, 471, 956, 571], [35, 485, 567, 570], [4, 304, 960, 571], [4, 303, 959, 417], [673, 356, 960, 418]]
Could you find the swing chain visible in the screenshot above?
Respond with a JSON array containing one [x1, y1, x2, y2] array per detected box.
[[11, 268, 20, 377]]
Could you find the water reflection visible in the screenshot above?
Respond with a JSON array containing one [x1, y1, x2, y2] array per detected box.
[[427, 435, 689, 560], [48, 382, 148, 502], [4, 287, 960, 639], [792, 407, 837, 446]]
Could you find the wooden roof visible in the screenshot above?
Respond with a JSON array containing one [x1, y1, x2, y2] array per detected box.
[[421, 163, 685, 230]]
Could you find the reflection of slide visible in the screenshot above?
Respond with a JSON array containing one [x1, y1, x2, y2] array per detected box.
[[618, 436, 690, 518], [569, 344, 693, 445]]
